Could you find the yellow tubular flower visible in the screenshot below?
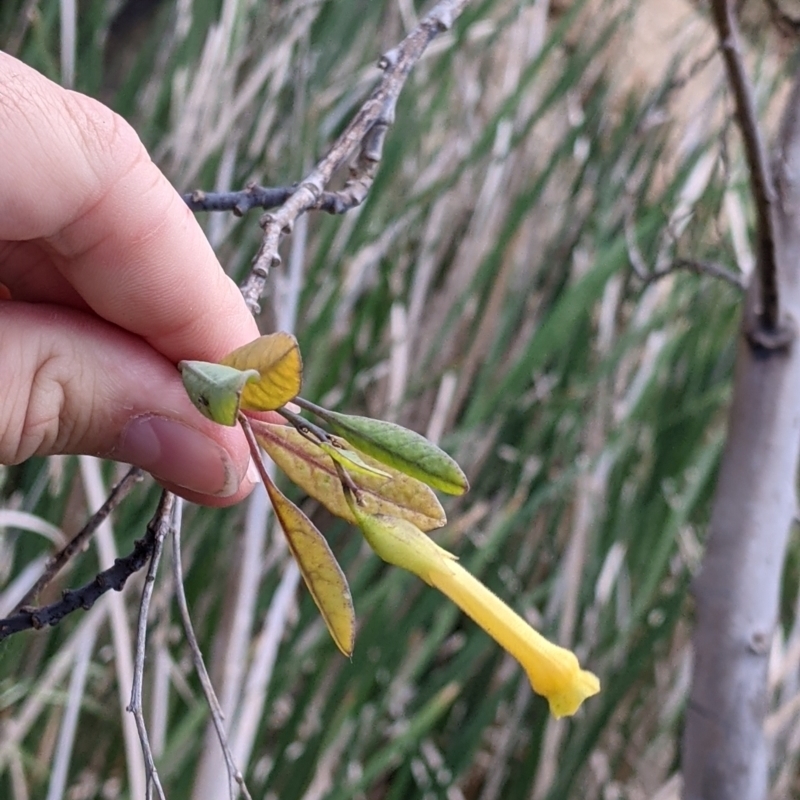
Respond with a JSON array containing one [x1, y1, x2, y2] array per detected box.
[[352, 508, 600, 719]]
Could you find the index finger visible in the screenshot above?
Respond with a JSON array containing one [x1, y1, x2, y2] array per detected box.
[[0, 52, 259, 363]]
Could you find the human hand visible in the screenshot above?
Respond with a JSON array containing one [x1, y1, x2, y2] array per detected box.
[[0, 53, 262, 506]]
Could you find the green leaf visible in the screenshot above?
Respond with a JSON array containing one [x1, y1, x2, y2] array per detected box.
[[307, 409, 468, 495], [263, 470, 355, 656], [221, 332, 302, 411], [178, 361, 259, 426], [253, 422, 446, 531]]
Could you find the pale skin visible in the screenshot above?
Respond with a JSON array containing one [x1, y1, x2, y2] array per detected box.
[[0, 52, 268, 506]]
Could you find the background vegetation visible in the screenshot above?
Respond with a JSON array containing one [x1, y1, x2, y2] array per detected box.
[[0, 0, 794, 798]]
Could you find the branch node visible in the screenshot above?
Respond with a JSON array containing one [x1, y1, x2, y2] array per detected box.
[[363, 123, 388, 163], [748, 630, 771, 655], [378, 47, 400, 70], [432, 7, 456, 30], [746, 316, 796, 352]]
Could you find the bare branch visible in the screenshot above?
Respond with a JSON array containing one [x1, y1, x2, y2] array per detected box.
[[710, 0, 782, 334], [624, 202, 745, 290], [16, 466, 144, 610], [238, 0, 471, 314], [0, 493, 162, 641], [171, 499, 253, 800], [639, 257, 747, 290], [182, 184, 368, 217], [184, 185, 295, 215], [275, 404, 333, 445], [673, 258, 747, 289], [128, 490, 174, 800]]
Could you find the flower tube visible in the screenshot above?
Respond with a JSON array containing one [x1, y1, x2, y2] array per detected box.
[[351, 507, 600, 718]]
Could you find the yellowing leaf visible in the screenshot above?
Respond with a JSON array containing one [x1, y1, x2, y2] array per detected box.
[[221, 333, 302, 412], [253, 421, 446, 531], [263, 471, 355, 656], [178, 361, 259, 426], [299, 403, 468, 495]]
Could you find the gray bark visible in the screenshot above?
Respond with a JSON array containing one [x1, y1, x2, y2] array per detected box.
[[682, 71, 800, 800]]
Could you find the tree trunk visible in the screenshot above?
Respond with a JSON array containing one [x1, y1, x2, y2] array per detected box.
[[682, 70, 800, 800]]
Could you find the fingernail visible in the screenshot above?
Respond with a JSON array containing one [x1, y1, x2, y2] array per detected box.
[[245, 457, 262, 487], [115, 415, 240, 497]]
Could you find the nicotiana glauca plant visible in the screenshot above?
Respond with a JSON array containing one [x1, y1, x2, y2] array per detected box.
[[179, 332, 600, 719]]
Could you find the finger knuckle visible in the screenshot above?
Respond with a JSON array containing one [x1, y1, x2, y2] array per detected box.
[[0, 353, 83, 464], [19, 355, 69, 462], [62, 92, 144, 171]]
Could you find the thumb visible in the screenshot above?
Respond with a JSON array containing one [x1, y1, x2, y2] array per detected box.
[[0, 303, 255, 506]]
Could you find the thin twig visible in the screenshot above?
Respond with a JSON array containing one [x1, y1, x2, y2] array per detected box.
[[625, 203, 745, 290], [710, 0, 782, 335], [291, 395, 330, 417], [183, 184, 358, 216], [128, 490, 174, 800], [638, 258, 746, 290], [184, 185, 294, 215], [671, 258, 747, 289], [0, 518, 162, 641], [171, 498, 254, 800], [238, 0, 471, 314], [625, 178, 747, 292], [16, 466, 144, 610], [190, 202, 310, 791], [275, 405, 332, 445]]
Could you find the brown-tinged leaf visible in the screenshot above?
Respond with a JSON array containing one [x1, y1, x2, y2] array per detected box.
[[253, 422, 446, 531], [263, 471, 355, 656], [221, 332, 302, 411]]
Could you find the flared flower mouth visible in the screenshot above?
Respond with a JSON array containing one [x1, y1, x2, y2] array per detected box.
[[350, 506, 600, 718], [427, 555, 600, 718]]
